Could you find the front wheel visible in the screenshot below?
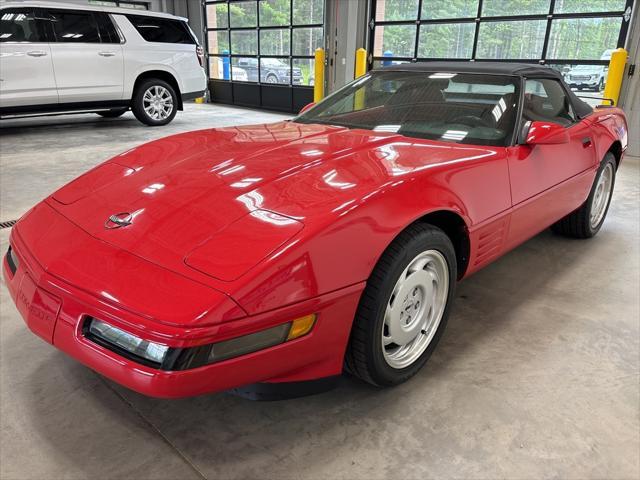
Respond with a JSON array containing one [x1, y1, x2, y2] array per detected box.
[[132, 79, 177, 126], [552, 152, 617, 238], [345, 223, 457, 386]]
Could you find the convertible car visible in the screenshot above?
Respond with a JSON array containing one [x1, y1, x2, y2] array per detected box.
[[3, 62, 628, 398]]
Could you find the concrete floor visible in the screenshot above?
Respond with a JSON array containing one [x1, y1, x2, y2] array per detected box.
[[0, 104, 638, 480]]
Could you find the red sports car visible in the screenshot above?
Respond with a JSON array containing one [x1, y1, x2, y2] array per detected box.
[[4, 63, 628, 398]]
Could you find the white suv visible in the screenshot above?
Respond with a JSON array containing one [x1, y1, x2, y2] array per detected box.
[[0, 1, 207, 125]]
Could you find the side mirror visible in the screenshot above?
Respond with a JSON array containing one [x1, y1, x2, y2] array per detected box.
[[299, 102, 315, 114], [524, 121, 570, 145]]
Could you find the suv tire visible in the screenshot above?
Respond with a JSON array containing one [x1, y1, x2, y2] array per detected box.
[[132, 79, 178, 126]]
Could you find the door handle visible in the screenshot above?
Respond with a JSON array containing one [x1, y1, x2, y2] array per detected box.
[[98, 51, 116, 57], [582, 137, 592, 148], [27, 50, 47, 57]]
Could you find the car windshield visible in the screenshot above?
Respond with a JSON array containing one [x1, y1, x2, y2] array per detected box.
[[295, 71, 520, 146], [262, 58, 285, 67]]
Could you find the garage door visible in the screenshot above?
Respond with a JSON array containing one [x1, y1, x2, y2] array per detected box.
[[205, 0, 324, 112], [368, 0, 634, 105]]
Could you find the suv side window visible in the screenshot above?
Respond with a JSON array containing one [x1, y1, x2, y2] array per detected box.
[[96, 13, 121, 43], [523, 78, 576, 127], [46, 9, 101, 43], [0, 8, 45, 43], [126, 15, 195, 44]]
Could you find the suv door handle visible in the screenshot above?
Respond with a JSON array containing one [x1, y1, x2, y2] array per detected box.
[[98, 51, 116, 57], [27, 50, 47, 57]]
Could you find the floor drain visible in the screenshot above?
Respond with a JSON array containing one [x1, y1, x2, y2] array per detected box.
[[0, 220, 17, 229]]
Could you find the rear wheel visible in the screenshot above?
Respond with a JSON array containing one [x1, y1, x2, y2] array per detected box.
[[132, 79, 177, 126], [97, 108, 128, 118], [345, 223, 456, 386], [551, 152, 616, 238]]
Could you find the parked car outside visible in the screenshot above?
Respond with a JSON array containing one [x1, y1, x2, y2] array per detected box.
[[0, 1, 207, 125], [232, 57, 303, 84], [565, 64, 607, 91]]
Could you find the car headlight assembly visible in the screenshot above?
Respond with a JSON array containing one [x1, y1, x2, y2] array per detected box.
[[83, 314, 316, 371]]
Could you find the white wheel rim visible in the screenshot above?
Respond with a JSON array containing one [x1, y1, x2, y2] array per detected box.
[[143, 86, 173, 120], [590, 163, 614, 229], [382, 250, 449, 369]]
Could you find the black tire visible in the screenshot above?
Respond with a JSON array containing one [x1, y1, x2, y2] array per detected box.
[[97, 108, 128, 118], [266, 74, 279, 84], [551, 152, 617, 238], [345, 223, 457, 387], [598, 79, 605, 91], [131, 78, 178, 126]]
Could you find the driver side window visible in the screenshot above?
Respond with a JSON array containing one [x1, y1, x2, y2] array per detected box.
[[523, 79, 576, 127]]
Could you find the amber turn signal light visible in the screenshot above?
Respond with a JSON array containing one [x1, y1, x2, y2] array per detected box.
[[287, 314, 317, 341]]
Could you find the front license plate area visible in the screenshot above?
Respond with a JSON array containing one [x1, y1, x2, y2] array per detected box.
[[17, 274, 61, 344]]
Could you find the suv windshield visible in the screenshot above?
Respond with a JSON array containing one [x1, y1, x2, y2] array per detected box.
[[295, 71, 520, 146]]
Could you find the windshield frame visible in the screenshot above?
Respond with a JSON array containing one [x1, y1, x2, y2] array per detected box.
[[294, 70, 523, 148]]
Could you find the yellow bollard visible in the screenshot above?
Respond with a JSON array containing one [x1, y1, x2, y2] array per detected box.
[[354, 48, 367, 110], [602, 48, 628, 106], [355, 48, 367, 78], [314, 48, 325, 103], [195, 97, 205, 104]]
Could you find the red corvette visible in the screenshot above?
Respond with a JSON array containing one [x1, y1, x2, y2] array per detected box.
[[4, 63, 628, 398]]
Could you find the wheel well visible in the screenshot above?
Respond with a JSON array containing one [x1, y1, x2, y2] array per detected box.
[[132, 71, 183, 110], [608, 140, 623, 169], [415, 211, 470, 279]]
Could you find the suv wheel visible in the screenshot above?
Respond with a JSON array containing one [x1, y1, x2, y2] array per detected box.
[[266, 74, 278, 84], [132, 79, 177, 126]]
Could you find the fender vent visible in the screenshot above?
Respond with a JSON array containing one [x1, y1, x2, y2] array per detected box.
[[0, 220, 17, 229]]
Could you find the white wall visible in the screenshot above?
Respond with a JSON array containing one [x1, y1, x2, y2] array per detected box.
[[620, 3, 639, 157]]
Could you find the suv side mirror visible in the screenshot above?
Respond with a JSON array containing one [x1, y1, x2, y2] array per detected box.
[[524, 121, 570, 145], [299, 102, 315, 114]]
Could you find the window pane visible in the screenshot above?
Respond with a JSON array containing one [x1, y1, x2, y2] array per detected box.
[[260, 28, 290, 55], [261, 57, 293, 84], [48, 10, 100, 43], [373, 25, 416, 57], [259, 0, 290, 26], [126, 15, 195, 43], [0, 8, 44, 42], [293, 58, 315, 86], [229, 1, 257, 28], [372, 59, 410, 69], [292, 0, 323, 25], [421, 0, 478, 19], [206, 3, 228, 29], [547, 17, 622, 60], [548, 62, 605, 106], [230, 29, 257, 54], [209, 55, 229, 80], [476, 20, 546, 59], [554, 0, 626, 13], [207, 30, 229, 55], [523, 78, 575, 126], [292, 27, 323, 56], [375, 0, 419, 21], [232, 57, 257, 82], [482, 0, 550, 16], [119, 2, 148, 9], [418, 23, 474, 58]]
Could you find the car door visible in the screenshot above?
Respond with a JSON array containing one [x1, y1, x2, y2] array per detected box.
[[0, 7, 57, 109], [44, 8, 124, 104], [506, 77, 597, 248]]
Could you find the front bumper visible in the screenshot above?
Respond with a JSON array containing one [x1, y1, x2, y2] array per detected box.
[[3, 208, 364, 398]]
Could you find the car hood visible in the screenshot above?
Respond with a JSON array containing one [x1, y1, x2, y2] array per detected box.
[[46, 122, 395, 280]]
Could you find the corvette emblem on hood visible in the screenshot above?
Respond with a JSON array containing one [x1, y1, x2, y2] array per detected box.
[[105, 212, 133, 229]]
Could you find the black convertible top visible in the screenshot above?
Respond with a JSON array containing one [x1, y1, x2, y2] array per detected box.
[[380, 61, 593, 118]]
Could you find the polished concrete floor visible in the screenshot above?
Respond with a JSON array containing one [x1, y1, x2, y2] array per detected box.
[[0, 104, 638, 480]]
